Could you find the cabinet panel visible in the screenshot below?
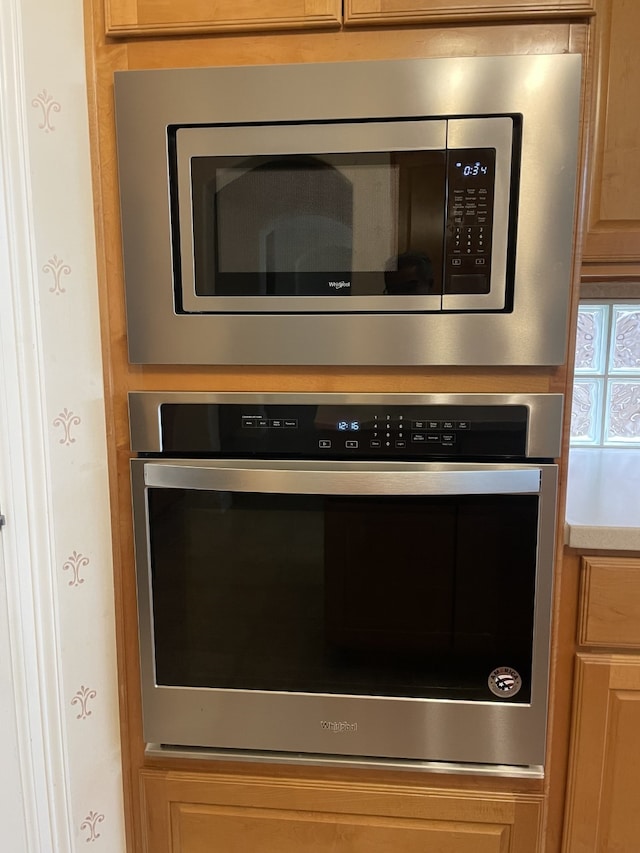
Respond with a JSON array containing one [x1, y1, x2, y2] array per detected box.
[[344, 1, 595, 27], [562, 654, 640, 852], [579, 557, 640, 647], [174, 804, 510, 853], [105, 0, 342, 37], [582, 0, 640, 268], [142, 770, 543, 853]]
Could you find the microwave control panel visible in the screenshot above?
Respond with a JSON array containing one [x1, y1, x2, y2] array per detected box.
[[444, 148, 496, 296], [158, 403, 529, 460]]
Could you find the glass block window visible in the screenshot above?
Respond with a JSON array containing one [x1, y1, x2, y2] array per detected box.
[[571, 302, 640, 447]]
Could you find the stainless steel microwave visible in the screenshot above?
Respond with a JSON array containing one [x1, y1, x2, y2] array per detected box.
[[114, 54, 582, 366]]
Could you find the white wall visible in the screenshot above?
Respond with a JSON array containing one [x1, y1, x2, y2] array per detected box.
[[0, 0, 125, 849]]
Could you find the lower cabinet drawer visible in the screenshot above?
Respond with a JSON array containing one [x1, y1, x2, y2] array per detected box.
[[141, 770, 544, 853], [579, 556, 640, 648]]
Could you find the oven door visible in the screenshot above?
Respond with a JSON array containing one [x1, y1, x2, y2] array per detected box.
[[131, 459, 557, 770]]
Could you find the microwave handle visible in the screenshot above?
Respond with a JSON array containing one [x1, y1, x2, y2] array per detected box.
[[142, 463, 542, 496]]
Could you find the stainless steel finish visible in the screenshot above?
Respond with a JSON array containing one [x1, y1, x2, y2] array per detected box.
[[114, 53, 582, 366], [129, 391, 561, 768], [128, 390, 564, 458], [175, 117, 511, 314], [143, 460, 542, 496], [131, 460, 558, 767], [145, 744, 544, 779]]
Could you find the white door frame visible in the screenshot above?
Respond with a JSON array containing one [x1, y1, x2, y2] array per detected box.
[[0, 0, 74, 849]]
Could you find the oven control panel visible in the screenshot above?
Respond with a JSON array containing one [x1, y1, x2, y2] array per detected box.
[[159, 403, 528, 459]]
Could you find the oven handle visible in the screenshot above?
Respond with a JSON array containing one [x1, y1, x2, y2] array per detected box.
[[142, 463, 542, 496]]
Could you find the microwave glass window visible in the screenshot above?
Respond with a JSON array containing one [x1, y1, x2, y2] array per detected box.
[[148, 488, 538, 703], [190, 152, 448, 298]]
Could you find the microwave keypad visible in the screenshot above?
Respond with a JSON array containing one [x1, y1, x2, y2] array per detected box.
[[445, 148, 496, 295]]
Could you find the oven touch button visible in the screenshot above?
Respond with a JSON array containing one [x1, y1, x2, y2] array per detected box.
[[488, 667, 522, 698]]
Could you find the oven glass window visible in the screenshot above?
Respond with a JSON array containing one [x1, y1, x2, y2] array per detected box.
[[148, 489, 538, 703], [189, 152, 447, 298]]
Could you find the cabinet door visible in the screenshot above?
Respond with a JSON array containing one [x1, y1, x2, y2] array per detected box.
[[579, 557, 640, 648], [344, 0, 595, 27], [105, 0, 342, 37], [141, 770, 544, 853], [582, 0, 640, 272], [562, 654, 640, 852]]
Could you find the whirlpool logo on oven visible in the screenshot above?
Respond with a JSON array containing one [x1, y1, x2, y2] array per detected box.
[[321, 720, 358, 733], [328, 280, 351, 290]]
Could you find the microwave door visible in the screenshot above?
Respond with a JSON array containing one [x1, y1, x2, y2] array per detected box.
[[175, 120, 446, 314]]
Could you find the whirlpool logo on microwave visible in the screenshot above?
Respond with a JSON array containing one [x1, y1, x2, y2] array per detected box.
[[328, 280, 351, 290], [321, 720, 358, 733]]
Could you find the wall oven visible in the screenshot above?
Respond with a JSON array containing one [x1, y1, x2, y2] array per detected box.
[[114, 54, 581, 367], [129, 392, 561, 774]]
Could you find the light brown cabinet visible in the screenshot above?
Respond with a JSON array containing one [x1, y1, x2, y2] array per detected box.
[[141, 769, 545, 853], [104, 0, 595, 37], [344, 0, 595, 27], [562, 556, 640, 851], [582, 0, 640, 276], [104, 0, 343, 37]]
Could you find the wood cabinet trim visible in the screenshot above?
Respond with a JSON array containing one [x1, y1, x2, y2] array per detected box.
[[583, 236, 640, 264], [579, 556, 640, 648], [141, 768, 532, 812], [104, 0, 596, 36], [104, 0, 343, 38], [344, 1, 596, 27], [580, 262, 640, 282]]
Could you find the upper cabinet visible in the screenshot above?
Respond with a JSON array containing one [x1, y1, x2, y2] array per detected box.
[[343, 1, 595, 27], [104, 0, 343, 37], [104, 0, 595, 37], [582, 0, 640, 276]]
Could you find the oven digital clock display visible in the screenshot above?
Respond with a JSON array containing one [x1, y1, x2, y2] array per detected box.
[[337, 420, 361, 431]]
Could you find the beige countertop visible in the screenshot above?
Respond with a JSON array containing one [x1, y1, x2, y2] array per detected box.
[[565, 448, 640, 552]]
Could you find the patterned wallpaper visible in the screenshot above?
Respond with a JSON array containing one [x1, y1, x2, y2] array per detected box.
[[18, 0, 125, 847]]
